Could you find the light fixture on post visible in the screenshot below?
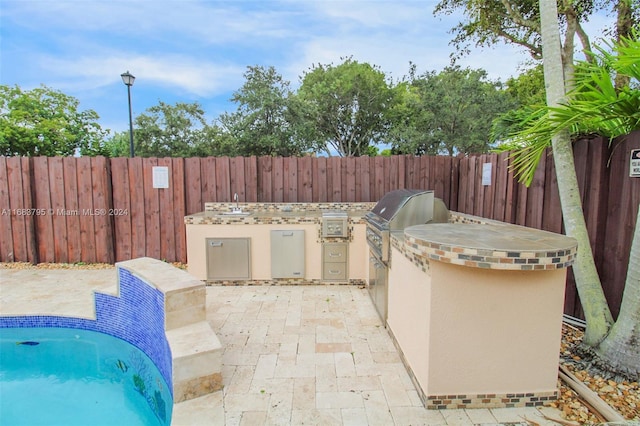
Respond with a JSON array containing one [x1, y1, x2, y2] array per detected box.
[[120, 71, 136, 157]]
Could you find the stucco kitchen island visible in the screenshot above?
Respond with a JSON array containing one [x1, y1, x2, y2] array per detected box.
[[184, 202, 372, 284], [387, 219, 578, 410]]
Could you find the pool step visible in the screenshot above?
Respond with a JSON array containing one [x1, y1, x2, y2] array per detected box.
[[166, 321, 223, 403]]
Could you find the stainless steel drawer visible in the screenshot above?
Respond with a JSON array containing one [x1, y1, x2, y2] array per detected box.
[[322, 244, 347, 263], [322, 263, 347, 280]]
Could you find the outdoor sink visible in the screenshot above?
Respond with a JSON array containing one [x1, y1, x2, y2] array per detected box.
[[216, 211, 252, 217]]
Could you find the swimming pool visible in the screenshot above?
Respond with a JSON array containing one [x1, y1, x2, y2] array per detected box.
[[0, 327, 172, 425]]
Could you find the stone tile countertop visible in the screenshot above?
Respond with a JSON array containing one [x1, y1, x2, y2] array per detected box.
[[184, 202, 374, 225], [402, 222, 578, 271]]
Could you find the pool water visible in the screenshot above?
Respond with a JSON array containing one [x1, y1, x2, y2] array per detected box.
[[0, 327, 172, 426]]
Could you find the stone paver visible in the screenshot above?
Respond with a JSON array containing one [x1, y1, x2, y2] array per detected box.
[[1, 269, 568, 425]]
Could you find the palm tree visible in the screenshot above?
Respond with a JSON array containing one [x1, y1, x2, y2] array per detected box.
[[500, 26, 640, 379], [537, 0, 614, 347]]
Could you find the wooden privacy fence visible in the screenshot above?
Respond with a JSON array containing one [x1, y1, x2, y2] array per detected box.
[[0, 131, 639, 318]]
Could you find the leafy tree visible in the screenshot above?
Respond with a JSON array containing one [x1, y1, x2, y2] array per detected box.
[[498, 30, 640, 378], [102, 131, 131, 157], [295, 58, 399, 157], [389, 66, 515, 155], [0, 84, 108, 156], [134, 101, 213, 157], [218, 66, 311, 156], [491, 65, 546, 142]]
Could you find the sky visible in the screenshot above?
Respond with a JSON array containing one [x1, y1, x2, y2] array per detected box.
[[1, 0, 616, 135]]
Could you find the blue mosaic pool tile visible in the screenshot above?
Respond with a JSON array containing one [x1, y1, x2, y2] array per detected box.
[[0, 267, 173, 397]]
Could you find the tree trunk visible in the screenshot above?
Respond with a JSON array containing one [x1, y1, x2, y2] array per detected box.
[[594, 205, 640, 380], [538, 0, 614, 346]]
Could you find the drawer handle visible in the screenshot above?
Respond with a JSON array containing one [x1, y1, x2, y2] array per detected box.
[[329, 253, 342, 257], [283, 232, 294, 237], [329, 270, 341, 274], [209, 241, 223, 247]]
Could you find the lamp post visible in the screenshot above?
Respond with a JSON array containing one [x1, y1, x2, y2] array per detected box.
[[120, 71, 136, 157]]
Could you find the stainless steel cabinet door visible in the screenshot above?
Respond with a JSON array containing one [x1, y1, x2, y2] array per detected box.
[[270, 230, 305, 278], [206, 238, 251, 280]]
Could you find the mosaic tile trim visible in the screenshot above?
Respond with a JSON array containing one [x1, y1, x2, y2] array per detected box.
[[205, 278, 366, 286], [387, 326, 558, 410], [425, 391, 558, 410], [0, 268, 173, 398], [403, 234, 576, 271], [391, 234, 430, 273]]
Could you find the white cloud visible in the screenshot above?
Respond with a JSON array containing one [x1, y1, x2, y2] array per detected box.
[[38, 54, 245, 97]]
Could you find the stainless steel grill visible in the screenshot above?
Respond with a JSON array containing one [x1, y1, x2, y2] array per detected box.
[[365, 189, 448, 324], [365, 189, 436, 263]]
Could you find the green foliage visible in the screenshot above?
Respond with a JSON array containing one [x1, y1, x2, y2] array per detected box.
[[505, 64, 546, 106], [389, 66, 516, 155], [296, 58, 399, 157], [219, 66, 311, 156], [434, 0, 543, 59], [496, 31, 640, 185], [133, 101, 214, 157], [0, 84, 108, 156], [102, 131, 131, 157]]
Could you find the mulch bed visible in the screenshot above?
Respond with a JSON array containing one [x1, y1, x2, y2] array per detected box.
[[2, 262, 638, 423], [556, 324, 639, 424]]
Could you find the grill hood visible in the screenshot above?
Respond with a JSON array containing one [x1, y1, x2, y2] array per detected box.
[[368, 189, 435, 231]]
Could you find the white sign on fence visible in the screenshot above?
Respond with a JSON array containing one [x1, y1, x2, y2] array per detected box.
[[482, 163, 492, 186], [152, 166, 169, 188], [631, 149, 640, 178]]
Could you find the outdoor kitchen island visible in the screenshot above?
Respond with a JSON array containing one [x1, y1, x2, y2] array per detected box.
[[387, 216, 578, 410], [184, 202, 373, 284]]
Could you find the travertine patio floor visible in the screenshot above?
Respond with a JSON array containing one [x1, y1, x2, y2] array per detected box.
[[1, 268, 565, 425]]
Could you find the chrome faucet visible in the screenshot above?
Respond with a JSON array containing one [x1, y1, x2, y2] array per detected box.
[[233, 193, 240, 212]]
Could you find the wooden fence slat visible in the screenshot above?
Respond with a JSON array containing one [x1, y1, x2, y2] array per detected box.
[[541, 149, 562, 234], [330, 157, 342, 202], [32, 157, 55, 262], [48, 157, 68, 263], [75, 157, 96, 263], [601, 134, 640, 318], [245, 156, 258, 202], [258, 156, 272, 202], [469, 156, 477, 215], [230, 156, 246, 203], [184, 157, 202, 214], [111, 157, 132, 262], [62, 157, 81, 263], [526, 153, 545, 229], [493, 152, 509, 222], [143, 158, 161, 260], [216, 157, 231, 203], [157, 157, 176, 262], [374, 156, 385, 201], [298, 156, 313, 202], [20, 157, 37, 263], [272, 157, 284, 202], [201, 157, 217, 203], [284, 157, 298, 202], [91, 156, 114, 264], [171, 158, 187, 263], [0, 157, 13, 261], [5, 157, 26, 262], [389, 156, 398, 192], [345, 157, 356, 201], [128, 157, 146, 258]]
